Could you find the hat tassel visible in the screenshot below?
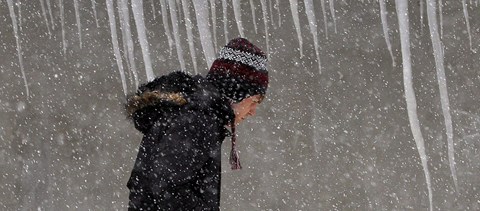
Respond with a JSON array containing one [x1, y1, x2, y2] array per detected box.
[[229, 124, 242, 170]]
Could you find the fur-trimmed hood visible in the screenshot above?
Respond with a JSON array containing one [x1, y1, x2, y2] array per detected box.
[[125, 71, 234, 134]]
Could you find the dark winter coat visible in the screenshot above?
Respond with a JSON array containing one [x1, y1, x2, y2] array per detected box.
[[126, 72, 234, 210]]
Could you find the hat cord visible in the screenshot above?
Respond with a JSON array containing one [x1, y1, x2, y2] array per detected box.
[[229, 120, 242, 170]]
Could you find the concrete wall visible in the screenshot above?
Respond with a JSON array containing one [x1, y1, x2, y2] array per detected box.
[[0, 0, 479, 210]]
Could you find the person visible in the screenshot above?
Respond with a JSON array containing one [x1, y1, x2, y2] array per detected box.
[[125, 38, 269, 210]]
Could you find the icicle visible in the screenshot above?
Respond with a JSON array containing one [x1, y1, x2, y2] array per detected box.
[[91, 0, 99, 28], [180, 0, 198, 74], [232, 0, 245, 38], [209, 0, 218, 50], [439, 0, 443, 39], [150, 0, 156, 20], [106, 0, 127, 96], [16, 1, 22, 31], [420, 0, 424, 35], [379, 0, 396, 67], [118, 18, 132, 88], [462, 0, 474, 51], [159, 0, 174, 54], [260, 0, 270, 59], [395, 1, 433, 211], [118, 0, 139, 88], [7, 0, 29, 98], [425, 0, 458, 192], [303, 0, 322, 73], [249, 0, 258, 33], [276, 0, 281, 27], [320, 0, 328, 39], [289, 0, 303, 57], [119, 3, 129, 65], [73, 0, 82, 48], [39, 0, 52, 38], [329, 0, 337, 33], [46, 0, 54, 29], [192, 1, 216, 66], [167, 0, 186, 71], [269, 0, 275, 29], [132, 0, 155, 81], [222, 0, 229, 43], [59, 0, 66, 55]]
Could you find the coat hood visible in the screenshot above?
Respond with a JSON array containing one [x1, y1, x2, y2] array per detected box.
[[125, 71, 234, 134]]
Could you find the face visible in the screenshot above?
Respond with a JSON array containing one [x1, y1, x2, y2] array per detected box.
[[231, 95, 264, 125]]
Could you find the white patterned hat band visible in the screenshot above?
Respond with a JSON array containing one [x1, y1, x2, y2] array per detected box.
[[218, 47, 268, 72]]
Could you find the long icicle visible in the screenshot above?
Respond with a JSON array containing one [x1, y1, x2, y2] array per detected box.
[[209, 0, 218, 50], [276, 0, 281, 27], [425, 0, 458, 192], [320, 0, 328, 39], [167, 0, 186, 71], [91, 0, 99, 28], [395, 1, 433, 210], [260, 0, 270, 60], [222, 0, 229, 43], [59, 0, 66, 55], [39, 0, 52, 38], [249, 0, 258, 33], [119, 0, 132, 84], [462, 0, 474, 51], [303, 0, 322, 73], [106, 0, 127, 96], [420, 0, 424, 35], [379, 0, 396, 67], [180, 0, 199, 74], [132, 0, 155, 81], [73, 0, 82, 48], [7, 0, 29, 98], [232, 0, 245, 38], [192, 0, 216, 66], [269, 0, 275, 29], [16, 0, 22, 31], [159, 0, 174, 54], [118, 0, 139, 88], [439, 0, 443, 39], [329, 0, 337, 33], [289, 0, 303, 57], [46, 0, 54, 29]]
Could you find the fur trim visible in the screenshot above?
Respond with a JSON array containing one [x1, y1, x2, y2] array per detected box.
[[125, 91, 187, 118]]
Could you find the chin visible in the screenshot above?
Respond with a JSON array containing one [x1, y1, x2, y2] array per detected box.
[[234, 118, 244, 125]]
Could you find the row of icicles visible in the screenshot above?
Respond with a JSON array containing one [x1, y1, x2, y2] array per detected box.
[[6, 1, 476, 210]]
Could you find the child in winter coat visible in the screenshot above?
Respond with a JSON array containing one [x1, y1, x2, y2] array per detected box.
[[126, 38, 268, 210]]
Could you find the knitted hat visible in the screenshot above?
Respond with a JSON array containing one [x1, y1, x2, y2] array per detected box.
[[207, 38, 268, 103], [207, 38, 269, 170]]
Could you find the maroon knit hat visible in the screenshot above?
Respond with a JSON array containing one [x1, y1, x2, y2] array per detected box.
[[207, 38, 268, 170], [207, 38, 268, 103]]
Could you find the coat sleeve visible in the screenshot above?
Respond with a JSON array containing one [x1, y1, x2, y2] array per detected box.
[[145, 114, 219, 194]]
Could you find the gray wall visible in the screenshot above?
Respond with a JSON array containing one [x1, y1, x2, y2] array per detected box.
[[1, 0, 479, 210]]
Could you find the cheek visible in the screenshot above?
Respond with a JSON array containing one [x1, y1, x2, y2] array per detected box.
[[235, 106, 248, 116]]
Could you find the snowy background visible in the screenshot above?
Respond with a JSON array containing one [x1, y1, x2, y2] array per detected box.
[[1, 0, 479, 210]]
